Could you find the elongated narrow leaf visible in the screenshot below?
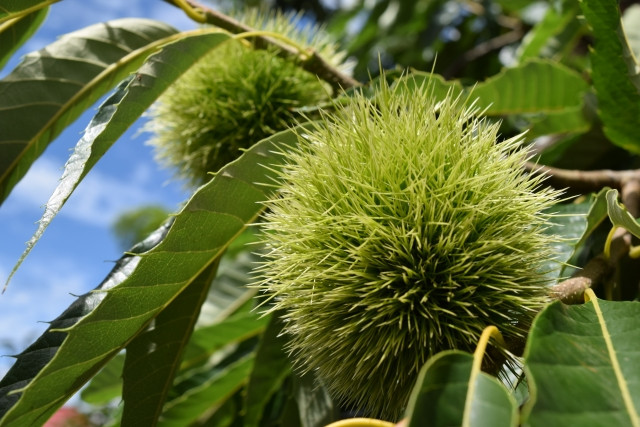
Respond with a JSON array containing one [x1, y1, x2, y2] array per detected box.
[[0, 18, 178, 207], [523, 295, 640, 426], [405, 351, 517, 427], [243, 314, 292, 427], [472, 59, 589, 116], [0, 0, 54, 24], [0, 6, 47, 70], [80, 355, 125, 405], [0, 124, 305, 426], [0, 221, 172, 422], [159, 355, 254, 426], [4, 29, 234, 291], [580, 0, 640, 153], [517, 2, 583, 63], [606, 188, 640, 238], [121, 259, 220, 426]]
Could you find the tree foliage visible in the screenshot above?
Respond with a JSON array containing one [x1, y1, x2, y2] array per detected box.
[[1, 0, 640, 426]]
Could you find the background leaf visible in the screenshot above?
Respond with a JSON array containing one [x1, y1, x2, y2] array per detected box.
[[606, 189, 640, 238], [522, 296, 640, 426], [579, 0, 640, 153]]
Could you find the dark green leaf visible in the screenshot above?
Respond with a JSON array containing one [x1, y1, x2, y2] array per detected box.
[[0, 18, 178, 207], [0, 6, 47, 70], [0, 222, 172, 424], [0, 125, 306, 426], [121, 259, 220, 426], [159, 355, 254, 426], [522, 296, 640, 426], [580, 0, 640, 153], [243, 314, 292, 427], [293, 372, 338, 427]]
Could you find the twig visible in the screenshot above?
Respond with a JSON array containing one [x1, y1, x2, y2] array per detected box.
[[549, 179, 640, 303], [525, 162, 640, 194], [162, 0, 360, 92]]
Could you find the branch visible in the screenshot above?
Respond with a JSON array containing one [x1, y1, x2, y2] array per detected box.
[[163, 0, 360, 93], [525, 162, 640, 194]]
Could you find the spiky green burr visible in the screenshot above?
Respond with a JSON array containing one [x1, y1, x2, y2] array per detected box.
[[257, 78, 562, 420], [146, 9, 348, 187]]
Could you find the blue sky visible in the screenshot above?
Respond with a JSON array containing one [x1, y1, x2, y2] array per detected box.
[[0, 0, 199, 375]]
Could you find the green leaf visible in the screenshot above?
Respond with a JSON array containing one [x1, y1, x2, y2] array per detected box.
[[517, 2, 584, 63], [606, 189, 640, 238], [522, 296, 640, 426], [0, 222, 172, 424], [0, 0, 54, 24], [0, 125, 306, 426], [541, 189, 609, 279], [0, 18, 178, 207], [80, 355, 125, 405], [397, 71, 465, 101], [405, 351, 517, 427], [292, 372, 338, 427], [3, 29, 233, 291], [121, 259, 220, 426], [579, 0, 640, 153], [159, 355, 254, 426], [0, 6, 47, 71], [243, 314, 292, 427], [472, 59, 589, 116]]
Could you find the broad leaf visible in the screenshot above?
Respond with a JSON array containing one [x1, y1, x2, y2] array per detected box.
[[0, 0, 53, 24], [523, 293, 640, 426], [580, 0, 640, 153], [0, 125, 306, 426], [0, 18, 178, 207], [472, 59, 589, 116], [606, 188, 640, 238], [0, 6, 47, 70], [243, 314, 292, 427], [4, 29, 234, 291], [293, 372, 338, 427], [80, 355, 125, 405], [121, 259, 220, 426]]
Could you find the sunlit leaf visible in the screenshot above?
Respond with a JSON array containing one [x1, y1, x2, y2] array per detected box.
[[605, 188, 640, 238]]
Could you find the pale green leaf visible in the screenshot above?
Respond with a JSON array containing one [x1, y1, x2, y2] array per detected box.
[[606, 189, 640, 238]]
